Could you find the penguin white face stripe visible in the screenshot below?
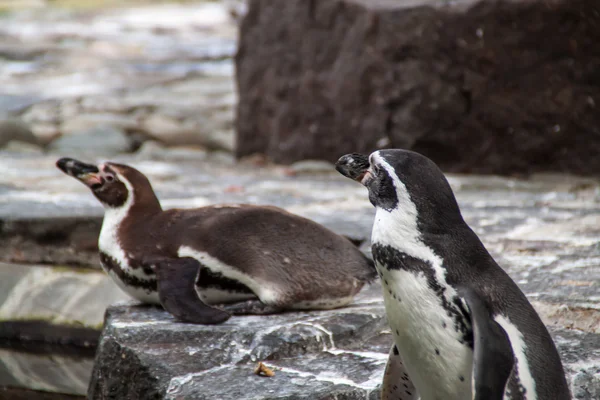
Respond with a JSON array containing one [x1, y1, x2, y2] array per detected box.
[[494, 315, 537, 400], [370, 151, 458, 305], [98, 173, 155, 283]]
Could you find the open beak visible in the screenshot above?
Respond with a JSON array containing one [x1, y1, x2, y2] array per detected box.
[[335, 153, 372, 185], [56, 157, 103, 187]]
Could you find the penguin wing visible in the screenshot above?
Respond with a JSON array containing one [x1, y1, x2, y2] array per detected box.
[[155, 257, 231, 324], [457, 286, 514, 400], [381, 345, 419, 400]]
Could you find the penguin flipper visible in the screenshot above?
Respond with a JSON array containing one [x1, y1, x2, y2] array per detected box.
[[155, 257, 231, 324], [457, 286, 514, 400], [381, 345, 418, 400]]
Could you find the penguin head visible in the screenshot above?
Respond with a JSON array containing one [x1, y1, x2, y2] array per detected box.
[[57, 158, 160, 211], [336, 149, 463, 229]]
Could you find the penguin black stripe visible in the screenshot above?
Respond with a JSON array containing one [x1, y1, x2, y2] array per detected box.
[[99, 252, 157, 292], [373, 243, 473, 348]]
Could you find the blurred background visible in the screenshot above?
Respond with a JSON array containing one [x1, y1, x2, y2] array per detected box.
[[0, 0, 598, 399], [0, 2, 245, 399]]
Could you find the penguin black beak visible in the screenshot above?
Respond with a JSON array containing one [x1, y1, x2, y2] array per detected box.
[[56, 157, 103, 188], [335, 153, 371, 184]]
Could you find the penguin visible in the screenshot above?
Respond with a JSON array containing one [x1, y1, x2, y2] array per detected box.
[[335, 150, 569, 400], [56, 157, 376, 324]]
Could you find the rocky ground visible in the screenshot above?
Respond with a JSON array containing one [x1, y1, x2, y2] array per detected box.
[[1, 152, 599, 399], [0, 0, 244, 155], [0, 1, 598, 399]]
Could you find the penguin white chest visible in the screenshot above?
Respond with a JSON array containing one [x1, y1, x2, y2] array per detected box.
[[380, 265, 474, 400], [98, 207, 160, 304]]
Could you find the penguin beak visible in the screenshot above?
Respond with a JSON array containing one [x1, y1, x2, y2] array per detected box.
[[335, 153, 371, 185], [56, 157, 103, 188]]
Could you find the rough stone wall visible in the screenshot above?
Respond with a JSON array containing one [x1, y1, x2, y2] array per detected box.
[[235, 0, 600, 175]]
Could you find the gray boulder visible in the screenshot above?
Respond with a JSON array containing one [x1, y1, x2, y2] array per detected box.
[[235, 0, 600, 175]]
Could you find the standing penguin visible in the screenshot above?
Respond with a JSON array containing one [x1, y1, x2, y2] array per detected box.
[[336, 149, 569, 400], [56, 157, 376, 324]]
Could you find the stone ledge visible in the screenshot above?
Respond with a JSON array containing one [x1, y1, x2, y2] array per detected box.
[[0, 263, 129, 345], [88, 285, 600, 400], [0, 343, 95, 397], [88, 285, 388, 400], [0, 218, 102, 268]]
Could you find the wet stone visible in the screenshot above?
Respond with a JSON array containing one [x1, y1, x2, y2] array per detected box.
[[89, 284, 600, 399], [88, 285, 388, 400]]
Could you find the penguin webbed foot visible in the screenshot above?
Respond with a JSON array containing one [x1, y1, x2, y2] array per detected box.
[[154, 257, 231, 325], [220, 300, 284, 316]]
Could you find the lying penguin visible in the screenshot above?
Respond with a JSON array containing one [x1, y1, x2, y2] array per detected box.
[[56, 157, 376, 324], [336, 149, 569, 400]]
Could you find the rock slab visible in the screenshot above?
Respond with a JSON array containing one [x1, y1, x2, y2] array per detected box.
[[0, 263, 129, 345], [235, 0, 600, 175], [88, 285, 389, 400], [88, 284, 600, 400]]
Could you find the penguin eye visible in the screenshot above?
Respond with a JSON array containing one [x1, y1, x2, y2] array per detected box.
[[373, 165, 380, 175], [105, 174, 115, 183]]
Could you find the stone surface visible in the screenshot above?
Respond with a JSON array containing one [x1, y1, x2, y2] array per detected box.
[[48, 125, 132, 157], [2, 141, 44, 155], [88, 286, 388, 400], [235, 0, 600, 175], [0, 344, 94, 397], [0, 387, 84, 400], [89, 283, 600, 399], [0, 119, 39, 148], [0, 263, 130, 344], [0, 2, 239, 151], [0, 217, 103, 267]]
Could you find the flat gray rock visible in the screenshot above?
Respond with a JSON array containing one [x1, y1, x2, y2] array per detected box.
[[88, 284, 599, 399], [0, 263, 130, 344]]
